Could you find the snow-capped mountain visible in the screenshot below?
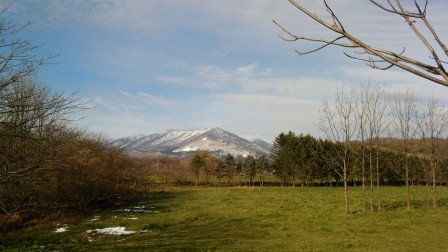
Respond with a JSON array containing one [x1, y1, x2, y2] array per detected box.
[[112, 127, 272, 158]]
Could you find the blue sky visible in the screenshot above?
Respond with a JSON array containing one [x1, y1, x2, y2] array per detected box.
[[2, 0, 447, 141]]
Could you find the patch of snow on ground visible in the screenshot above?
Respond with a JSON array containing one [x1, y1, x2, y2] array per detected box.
[[117, 205, 159, 213], [54, 227, 67, 233], [87, 227, 136, 235]]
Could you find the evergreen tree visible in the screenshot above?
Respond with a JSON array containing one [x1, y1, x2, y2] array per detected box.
[[271, 131, 300, 186], [215, 159, 225, 184], [256, 155, 269, 187], [243, 155, 256, 186], [297, 134, 319, 186], [224, 153, 236, 184], [190, 152, 205, 187]]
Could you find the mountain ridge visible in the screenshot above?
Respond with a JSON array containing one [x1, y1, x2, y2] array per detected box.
[[112, 127, 272, 158]]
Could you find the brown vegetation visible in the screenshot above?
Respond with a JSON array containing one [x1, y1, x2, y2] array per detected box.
[[0, 79, 145, 232]]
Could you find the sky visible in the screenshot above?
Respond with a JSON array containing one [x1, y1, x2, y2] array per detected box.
[[1, 0, 447, 142]]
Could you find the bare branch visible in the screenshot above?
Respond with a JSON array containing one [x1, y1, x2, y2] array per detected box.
[[295, 36, 346, 55], [323, 0, 345, 32], [275, 0, 448, 88], [273, 19, 357, 48], [369, 0, 422, 18], [413, 0, 428, 16], [394, 1, 445, 71], [0, 8, 54, 91]]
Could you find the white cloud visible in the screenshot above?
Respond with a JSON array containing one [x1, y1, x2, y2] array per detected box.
[[8, 0, 447, 47], [211, 93, 323, 140], [236, 63, 257, 77], [239, 77, 336, 98], [193, 64, 231, 89], [119, 91, 177, 107], [216, 93, 319, 112], [161, 62, 339, 97]]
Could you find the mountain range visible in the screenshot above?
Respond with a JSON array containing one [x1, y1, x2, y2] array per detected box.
[[112, 127, 272, 158]]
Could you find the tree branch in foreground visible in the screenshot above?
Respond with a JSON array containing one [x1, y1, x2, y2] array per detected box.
[[273, 0, 448, 88]]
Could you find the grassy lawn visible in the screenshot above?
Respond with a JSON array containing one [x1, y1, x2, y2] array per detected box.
[[2, 186, 448, 251]]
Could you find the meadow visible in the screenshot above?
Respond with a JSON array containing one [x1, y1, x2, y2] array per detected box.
[[2, 186, 448, 251]]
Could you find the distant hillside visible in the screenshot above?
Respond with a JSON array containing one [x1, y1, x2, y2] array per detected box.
[[112, 127, 272, 158], [348, 137, 448, 160], [375, 138, 448, 159]]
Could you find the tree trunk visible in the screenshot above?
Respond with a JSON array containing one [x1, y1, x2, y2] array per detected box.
[[432, 166, 437, 207], [343, 159, 350, 214], [369, 150, 374, 212], [376, 149, 382, 211], [361, 149, 366, 212], [405, 156, 411, 210]]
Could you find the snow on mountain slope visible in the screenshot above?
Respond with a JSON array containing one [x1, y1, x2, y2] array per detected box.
[[112, 127, 271, 158]]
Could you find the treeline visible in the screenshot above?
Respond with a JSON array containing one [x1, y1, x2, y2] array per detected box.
[[304, 84, 447, 213], [190, 152, 271, 187], [271, 132, 448, 187], [129, 152, 272, 187]]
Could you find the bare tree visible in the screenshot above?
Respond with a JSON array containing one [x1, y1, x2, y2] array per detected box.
[[390, 88, 418, 210], [0, 78, 85, 181], [354, 84, 368, 212], [273, 0, 448, 87], [0, 8, 53, 91], [318, 86, 357, 214], [0, 78, 86, 230], [201, 150, 216, 185], [418, 97, 447, 207], [364, 84, 388, 212]]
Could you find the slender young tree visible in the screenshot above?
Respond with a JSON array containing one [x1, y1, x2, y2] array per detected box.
[[390, 88, 418, 210], [355, 83, 388, 211], [419, 97, 447, 207], [355, 84, 369, 212], [318, 86, 358, 214], [365, 84, 388, 211]]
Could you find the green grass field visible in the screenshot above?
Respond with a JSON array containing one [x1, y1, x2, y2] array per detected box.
[[3, 186, 448, 251]]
